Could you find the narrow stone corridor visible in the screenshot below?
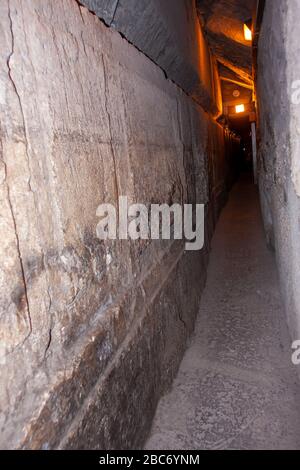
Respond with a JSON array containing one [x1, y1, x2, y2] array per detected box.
[[2, 0, 300, 451], [146, 174, 300, 450]]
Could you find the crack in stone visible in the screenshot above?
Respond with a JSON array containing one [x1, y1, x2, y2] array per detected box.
[[110, 0, 120, 26], [2, 168, 32, 353], [4, 0, 33, 345], [7, 0, 33, 194], [9, 1, 57, 357], [74, 0, 85, 23], [43, 286, 53, 360], [101, 54, 120, 216]]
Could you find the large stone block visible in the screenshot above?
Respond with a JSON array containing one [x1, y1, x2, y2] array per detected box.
[[80, 0, 218, 113], [0, 0, 230, 448]]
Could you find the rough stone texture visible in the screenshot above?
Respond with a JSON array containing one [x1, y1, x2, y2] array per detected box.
[[80, 0, 119, 25], [80, 0, 219, 114], [0, 0, 237, 449], [257, 0, 300, 358], [146, 176, 300, 450]]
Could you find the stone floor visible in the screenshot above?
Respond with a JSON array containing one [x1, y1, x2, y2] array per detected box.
[[145, 174, 300, 450]]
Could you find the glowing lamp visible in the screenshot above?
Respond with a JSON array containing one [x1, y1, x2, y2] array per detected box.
[[244, 23, 252, 41], [236, 104, 245, 114]]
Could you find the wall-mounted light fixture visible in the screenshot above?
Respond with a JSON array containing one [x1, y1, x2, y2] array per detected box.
[[244, 18, 253, 41], [235, 104, 245, 114]]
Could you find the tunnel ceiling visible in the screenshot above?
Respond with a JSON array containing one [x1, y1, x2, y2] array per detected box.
[[196, 0, 256, 86]]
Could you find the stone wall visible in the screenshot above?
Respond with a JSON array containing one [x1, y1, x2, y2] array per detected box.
[[80, 0, 219, 114], [257, 0, 300, 351], [0, 0, 237, 449]]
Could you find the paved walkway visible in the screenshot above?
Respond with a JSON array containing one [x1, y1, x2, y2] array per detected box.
[[145, 175, 300, 450]]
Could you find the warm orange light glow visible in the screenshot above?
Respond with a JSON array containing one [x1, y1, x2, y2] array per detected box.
[[244, 24, 252, 41], [236, 104, 245, 114]]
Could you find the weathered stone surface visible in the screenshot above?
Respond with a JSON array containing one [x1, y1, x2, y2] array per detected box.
[[79, 0, 118, 25], [257, 0, 300, 369], [0, 0, 237, 449]]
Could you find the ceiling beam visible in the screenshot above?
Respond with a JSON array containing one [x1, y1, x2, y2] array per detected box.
[[220, 76, 254, 90]]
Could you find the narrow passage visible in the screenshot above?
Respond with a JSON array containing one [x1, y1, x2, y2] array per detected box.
[[146, 175, 300, 450]]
